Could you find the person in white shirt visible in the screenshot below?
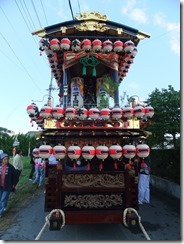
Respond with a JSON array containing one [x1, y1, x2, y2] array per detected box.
[[13, 149, 23, 187]]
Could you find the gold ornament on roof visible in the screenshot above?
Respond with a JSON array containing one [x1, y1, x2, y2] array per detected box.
[[75, 11, 108, 21]]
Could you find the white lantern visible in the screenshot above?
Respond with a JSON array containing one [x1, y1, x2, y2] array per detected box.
[[40, 105, 52, 118], [111, 107, 122, 120], [77, 107, 88, 120], [88, 108, 100, 120], [81, 39, 91, 52], [82, 145, 95, 160], [134, 105, 145, 119], [109, 144, 122, 159], [53, 145, 66, 159], [136, 144, 150, 158], [122, 144, 136, 159], [67, 145, 81, 160], [52, 106, 64, 119], [124, 40, 135, 54], [100, 108, 111, 120], [96, 145, 109, 160], [144, 105, 155, 119], [92, 39, 102, 52], [60, 38, 71, 51], [113, 40, 123, 53], [103, 39, 113, 53], [32, 148, 39, 157], [65, 107, 77, 120], [39, 145, 53, 159], [50, 38, 60, 51], [71, 39, 81, 52], [122, 106, 134, 119]]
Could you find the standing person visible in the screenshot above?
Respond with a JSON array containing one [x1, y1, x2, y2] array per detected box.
[[138, 155, 151, 204], [33, 157, 45, 187], [28, 152, 35, 181], [13, 149, 23, 187], [0, 150, 4, 163], [0, 153, 17, 217]]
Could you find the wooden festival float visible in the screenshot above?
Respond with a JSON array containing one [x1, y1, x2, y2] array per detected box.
[[26, 12, 154, 230]]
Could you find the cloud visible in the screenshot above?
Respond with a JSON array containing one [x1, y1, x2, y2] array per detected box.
[[121, 0, 148, 24], [154, 13, 180, 56]]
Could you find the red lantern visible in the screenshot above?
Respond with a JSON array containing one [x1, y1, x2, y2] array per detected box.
[[122, 106, 134, 119], [136, 144, 150, 158], [52, 106, 64, 119], [53, 145, 66, 159], [92, 39, 102, 52], [109, 144, 122, 159], [50, 38, 60, 51], [36, 115, 44, 126], [88, 108, 100, 120], [113, 40, 123, 53], [60, 38, 71, 51], [134, 105, 145, 119], [122, 144, 136, 159], [67, 145, 81, 160], [39, 145, 53, 159], [111, 107, 122, 120], [82, 145, 95, 160], [40, 105, 52, 118], [81, 39, 91, 52], [32, 148, 39, 157], [65, 107, 77, 120], [144, 105, 155, 119], [124, 40, 135, 54], [96, 145, 109, 160], [103, 39, 113, 53], [71, 39, 81, 52], [26, 103, 39, 118], [100, 108, 111, 120]]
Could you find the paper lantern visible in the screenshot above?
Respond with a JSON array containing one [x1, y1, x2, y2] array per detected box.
[[103, 39, 113, 53], [53, 145, 66, 159], [50, 38, 60, 51], [67, 145, 81, 160], [144, 105, 155, 119], [122, 144, 136, 159], [134, 105, 145, 119], [122, 106, 134, 119], [77, 107, 88, 120], [82, 145, 95, 160], [32, 148, 39, 157], [88, 108, 100, 120], [96, 145, 109, 160], [111, 107, 122, 120], [124, 40, 135, 54], [39, 145, 53, 159], [40, 105, 52, 118], [26, 103, 39, 118], [92, 39, 102, 52], [71, 39, 81, 52], [113, 40, 123, 53], [60, 38, 71, 51], [52, 106, 64, 119], [109, 144, 122, 159], [136, 144, 150, 158], [65, 107, 77, 120], [100, 108, 111, 120], [81, 39, 91, 52]]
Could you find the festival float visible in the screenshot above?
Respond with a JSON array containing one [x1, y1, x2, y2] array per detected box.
[[27, 11, 155, 230]]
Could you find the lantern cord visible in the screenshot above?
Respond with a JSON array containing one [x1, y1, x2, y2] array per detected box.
[[123, 208, 151, 241], [35, 209, 65, 240]]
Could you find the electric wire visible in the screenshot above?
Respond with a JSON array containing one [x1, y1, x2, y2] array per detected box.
[[68, 0, 74, 20], [22, 0, 37, 30], [31, 0, 42, 29], [40, 0, 49, 25]]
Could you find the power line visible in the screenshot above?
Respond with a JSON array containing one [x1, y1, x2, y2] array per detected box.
[[40, 0, 48, 26], [31, 0, 42, 29], [68, 0, 74, 20]]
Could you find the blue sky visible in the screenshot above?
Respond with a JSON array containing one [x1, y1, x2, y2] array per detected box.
[[0, 0, 180, 134]]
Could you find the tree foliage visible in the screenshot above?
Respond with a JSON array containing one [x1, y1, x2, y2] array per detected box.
[[145, 85, 180, 149]]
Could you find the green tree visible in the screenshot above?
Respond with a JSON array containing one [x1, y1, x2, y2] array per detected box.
[[145, 85, 180, 149]]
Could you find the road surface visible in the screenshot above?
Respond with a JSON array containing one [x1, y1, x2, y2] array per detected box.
[[0, 187, 181, 241]]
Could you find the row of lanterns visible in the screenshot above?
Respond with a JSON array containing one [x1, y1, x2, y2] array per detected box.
[[39, 38, 137, 55], [33, 144, 150, 161], [27, 103, 154, 122]]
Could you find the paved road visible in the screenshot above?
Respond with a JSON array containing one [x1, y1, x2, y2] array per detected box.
[[0, 187, 181, 241]]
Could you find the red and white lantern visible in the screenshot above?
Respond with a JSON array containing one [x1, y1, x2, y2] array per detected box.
[[134, 105, 145, 119], [52, 106, 64, 119], [65, 107, 77, 120], [96, 145, 109, 160], [113, 40, 123, 53], [67, 145, 81, 160], [82, 145, 95, 160], [81, 39, 91, 52], [32, 148, 39, 157], [50, 38, 60, 51], [111, 107, 122, 120], [77, 107, 88, 120], [100, 108, 111, 120], [124, 40, 135, 54], [53, 145, 66, 159], [92, 39, 102, 52], [26, 103, 39, 118], [71, 39, 81, 52], [88, 108, 100, 120], [60, 38, 71, 51], [103, 39, 113, 53], [122, 106, 134, 119], [39, 145, 53, 159], [40, 105, 52, 118], [36, 115, 44, 127], [109, 144, 122, 159], [144, 105, 155, 119], [131, 47, 138, 58], [136, 144, 150, 158], [122, 144, 136, 159]]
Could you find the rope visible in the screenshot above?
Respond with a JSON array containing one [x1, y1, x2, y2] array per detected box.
[[35, 209, 65, 240], [123, 207, 151, 241]]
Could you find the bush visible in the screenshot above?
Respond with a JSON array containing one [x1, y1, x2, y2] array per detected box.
[[150, 149, 180, 185]]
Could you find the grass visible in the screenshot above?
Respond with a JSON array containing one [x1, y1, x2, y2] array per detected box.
[[0, 157, 43, 231]]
